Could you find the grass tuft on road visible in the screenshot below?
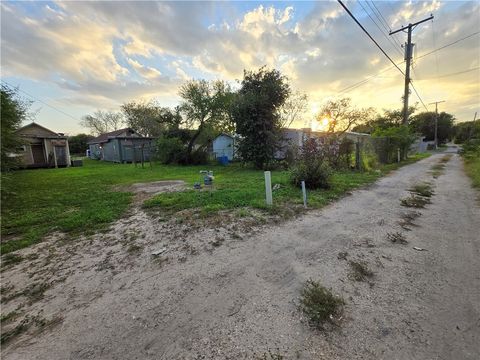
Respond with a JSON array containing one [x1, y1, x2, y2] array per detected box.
[[1, 154, 429, 254], [299, 280, 344, 329]]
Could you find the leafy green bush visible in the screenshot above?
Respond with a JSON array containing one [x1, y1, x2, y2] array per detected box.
[[290, 160, 332, 189], [155, 136, 185, 164], [290, 137, 333, 189], [373, 126, 416, 163]]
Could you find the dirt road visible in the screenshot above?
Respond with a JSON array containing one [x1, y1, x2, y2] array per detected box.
[[3, 152, 479, 359]]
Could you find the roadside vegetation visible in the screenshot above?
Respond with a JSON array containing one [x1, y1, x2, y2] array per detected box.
[[461, 140, 480, 189], [299, 280, 344, 329], [1, 154, 428, 254]]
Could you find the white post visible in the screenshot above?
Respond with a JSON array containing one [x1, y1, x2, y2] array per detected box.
[[264, 171, 273, 206], [301, 181, 307, 208]]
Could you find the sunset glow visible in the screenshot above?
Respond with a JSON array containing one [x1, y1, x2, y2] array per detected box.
[[1, 1, 478, 133]]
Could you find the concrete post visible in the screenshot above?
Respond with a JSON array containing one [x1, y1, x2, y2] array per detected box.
[[264, 171, 273, 206]]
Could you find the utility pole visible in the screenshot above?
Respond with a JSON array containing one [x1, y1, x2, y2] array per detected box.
[[429, 100, 445, 149], [390, 15, 434, 125]]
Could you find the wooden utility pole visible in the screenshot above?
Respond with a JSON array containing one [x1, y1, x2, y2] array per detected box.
[[429, 100, 445, 149], [390, 15, 434, 125]]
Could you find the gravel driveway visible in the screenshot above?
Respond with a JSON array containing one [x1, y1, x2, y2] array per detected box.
[[3, 151, 479, 359]]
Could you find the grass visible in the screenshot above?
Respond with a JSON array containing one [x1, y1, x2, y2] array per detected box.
[[408, 182, 434, 198], [463, 152, 480, 189], [1, 154, 429, 254], [299, 280, 344, 329], [348, 260, 374, 282], [400, 194, 430, 208]]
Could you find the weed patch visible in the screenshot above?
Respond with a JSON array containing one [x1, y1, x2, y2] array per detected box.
[[408, 183, 434, 198], [1, 253, 23, 268], [386, 232, 408, 244], [299, 279, 344, 329], [255, 349, 285, 360], [399, 211, 421, 229], [348, 260, 374, 282], [400, 194, 430, 208], [440, 154, 452, 163]]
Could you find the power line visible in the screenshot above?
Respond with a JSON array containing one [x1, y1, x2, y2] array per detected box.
[[417, 31, 480, 60], [409, 80, 429, 111], [337, 0, 405, 76], [338, 63, 403, 93], [338, 30, 480, 94], [1, 80, 80, 122], [370, 1, 404, 49], [358, 1, 404, 58], [418, 66, 480, 80]]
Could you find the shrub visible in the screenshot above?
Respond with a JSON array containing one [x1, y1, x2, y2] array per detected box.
[[155, 136, 185, 164], [372, 126, 416, 163], [299, 280, 344, 329], [290, 159, 332, 189], [290, 137, 333, 189]]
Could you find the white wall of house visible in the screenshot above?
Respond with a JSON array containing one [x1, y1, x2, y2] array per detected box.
[[212, 134, 234, 160]]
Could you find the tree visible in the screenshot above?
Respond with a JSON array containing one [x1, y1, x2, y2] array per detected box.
[[410, 111, 455, 144], [317, 98, 373, 134], [68, 134, 93, 155], [80, 110, 125, 136], [121, 101, 183, 137], [233, 67, 290, 169], [278, 90, 308, 128], [352, 106, 416, 134], [454, 120, 480, 143], [1, 86, 30, 171], [179, 79, 233, 160]]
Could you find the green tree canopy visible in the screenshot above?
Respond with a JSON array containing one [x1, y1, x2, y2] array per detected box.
[[409, 111, 455, 144], [68, 133, 94, 155], [233, 67, 290, 169], [1, 86, 29, 171], [121, 101, 182, 137], [179, 79, 234, 160]]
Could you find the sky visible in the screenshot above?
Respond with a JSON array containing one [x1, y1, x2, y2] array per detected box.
[[1, 0, 479, 135]]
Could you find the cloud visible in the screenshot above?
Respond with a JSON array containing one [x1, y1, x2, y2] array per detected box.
[[1, 0, 479, 132], [127, 58, 162, 80]]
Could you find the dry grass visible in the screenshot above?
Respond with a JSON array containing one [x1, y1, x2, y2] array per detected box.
[[348, 260, 374, 282], [299, 280, 345, 329], [408, 182, 434, 198], [400, 194, 430, 208], [386, 232, 408, 244]]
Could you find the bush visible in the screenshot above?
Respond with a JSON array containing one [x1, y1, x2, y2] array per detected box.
[[373, 126, 416, 163], [155, 136, 185, 164], [290, 159, 332, 189]]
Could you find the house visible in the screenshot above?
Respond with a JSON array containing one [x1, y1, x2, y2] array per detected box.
[[14, 122, 71, 168], [88, 128, 154, 163], [212, 133, 236, 161]]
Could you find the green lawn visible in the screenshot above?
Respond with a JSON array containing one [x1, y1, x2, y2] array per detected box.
[[1, 154, 429, 254]]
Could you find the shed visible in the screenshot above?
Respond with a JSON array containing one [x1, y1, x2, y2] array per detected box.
[[14, 122, 71, 168], [88, 128, 154, 163], [212, 133, 235, 161]]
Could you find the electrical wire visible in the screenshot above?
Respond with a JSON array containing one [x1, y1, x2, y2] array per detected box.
[[367, 0, 404, 49], [417, 66, 480, 80], [337, 0, 405, 76], [358, 1, 404, 58], [336, 31, 480, 94], [409, 80, 429, 111], [1, 80, 81, 122], [417, 31, 480, 60]]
